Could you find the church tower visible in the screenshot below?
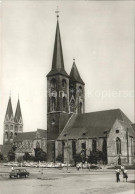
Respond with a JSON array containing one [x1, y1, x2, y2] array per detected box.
[[14, 98, 23, 135], [3, 97, 14, 145], [69, 59, 85, 114], [46, 16, 70, 161]]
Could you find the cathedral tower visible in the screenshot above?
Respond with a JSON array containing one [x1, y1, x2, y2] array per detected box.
[[14, 98, 23, 135], [69, 59, 85, 114], [46, 17, 70, 161], [3, 97, 14, 145]]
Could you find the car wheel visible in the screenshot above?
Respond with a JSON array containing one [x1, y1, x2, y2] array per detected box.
[[17, 174, 20, 179]]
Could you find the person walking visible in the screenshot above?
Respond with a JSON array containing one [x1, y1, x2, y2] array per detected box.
[[123, 169, 128, 182], [116, 169, 121, 182]]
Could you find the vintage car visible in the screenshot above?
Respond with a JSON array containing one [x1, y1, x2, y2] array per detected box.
[[9, 169, 30, 178]]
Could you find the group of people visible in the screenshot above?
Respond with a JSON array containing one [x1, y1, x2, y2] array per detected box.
[[116, 165, 128, 183]]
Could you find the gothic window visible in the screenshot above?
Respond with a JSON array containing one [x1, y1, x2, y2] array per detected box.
[[10, 125, 13, 130], [78, 86, 83, 96], [62, 79, 66, 88], [10, 132, 13, 139], [79, 102, 83, 114], [36, 141, 40, 149], [81, 142, 86, 162], [51, 96, 56, 111], [116, 137, 121, 154], [72, 140, 76, 159], [5, 132, 8, 139], [102, 138, 107, 153], [63, 97, 66, 111], [92, 139, 97, 152], [70, 100, 75, 113], [50, 78, 57, 90], [62, 141, 65, 163]]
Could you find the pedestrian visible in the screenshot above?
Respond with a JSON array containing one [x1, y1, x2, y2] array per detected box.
[[123, 169, 128, 182], [116, 169, 121, 182]]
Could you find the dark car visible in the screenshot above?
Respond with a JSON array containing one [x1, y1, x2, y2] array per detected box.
[[9, 169, 30, 178]]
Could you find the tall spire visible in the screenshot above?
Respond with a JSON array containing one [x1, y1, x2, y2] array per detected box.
[[70, 59, 84, 85], [47, 16, 68, 77], [14, 98, 22, 123], [5, 97, 14, 121]]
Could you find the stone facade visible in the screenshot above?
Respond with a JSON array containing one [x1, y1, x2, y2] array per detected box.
[[108, 120, 134, 165], [14, 129, 47, 160]]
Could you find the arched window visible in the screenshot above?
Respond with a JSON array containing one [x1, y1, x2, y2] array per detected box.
[[70, 100, 75, 113], [10, 132, 13, 139], [63, 97, 66, 110], [79, 102, 83, 114], [36, 141, 40, 149], [78, 86, 83, 96], [62, 79, 66, 88], [116, 137, 121, 154], [51, 96, 56, 111], [92, 139, 97, 152], [72, 140, 76, 159], [102, 138, 107, 153], [5, 132, 8, 139], [50, 78, 57, 89]]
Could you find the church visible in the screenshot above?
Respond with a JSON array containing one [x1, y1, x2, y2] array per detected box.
[[46, 16, 135, 165], [1, 14, 135, 165]]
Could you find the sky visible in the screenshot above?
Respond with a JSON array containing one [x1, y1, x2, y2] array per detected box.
[[0, 1, 134, 144]]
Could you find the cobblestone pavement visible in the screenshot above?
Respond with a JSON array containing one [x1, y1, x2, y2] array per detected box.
[[0, 167, 134, 194]]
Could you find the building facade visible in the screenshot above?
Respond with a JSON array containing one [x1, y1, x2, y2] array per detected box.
[[3, 97, 23, 145], [14, 129, 47, 160], [46, 17, 135, 165]]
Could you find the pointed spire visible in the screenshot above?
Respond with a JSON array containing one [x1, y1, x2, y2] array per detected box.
[[70, 59, 84, 85], [5, 96, 14, 121], [14, 98, 23, 123], [47, 18, 68, 77]]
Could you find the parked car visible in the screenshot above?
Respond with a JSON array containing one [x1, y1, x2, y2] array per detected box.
[[9, 169, 30, 178]]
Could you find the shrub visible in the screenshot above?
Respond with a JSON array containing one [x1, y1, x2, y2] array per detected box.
[[56, 154, 63, 162]]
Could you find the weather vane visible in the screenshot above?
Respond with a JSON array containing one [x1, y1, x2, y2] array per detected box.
[[55, 6, 60, 19]]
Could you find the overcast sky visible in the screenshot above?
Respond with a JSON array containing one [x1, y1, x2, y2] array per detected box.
[[0, 1, 134, 144]]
